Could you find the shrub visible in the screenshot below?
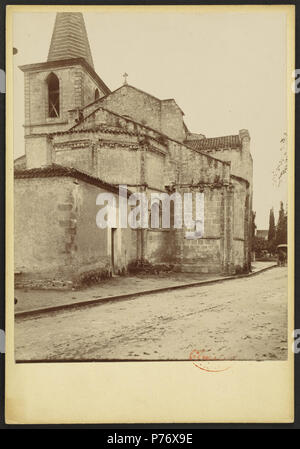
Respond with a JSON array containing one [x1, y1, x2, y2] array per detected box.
[[75, 267, 111, 287]]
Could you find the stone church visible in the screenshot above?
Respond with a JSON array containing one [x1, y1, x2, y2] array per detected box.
[[14, 12, 253, 288]]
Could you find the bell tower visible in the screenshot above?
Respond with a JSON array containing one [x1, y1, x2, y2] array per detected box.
[[19, 12, 110, 139]]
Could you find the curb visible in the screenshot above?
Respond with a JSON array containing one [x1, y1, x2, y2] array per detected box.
[[15, 264, 278, 319]]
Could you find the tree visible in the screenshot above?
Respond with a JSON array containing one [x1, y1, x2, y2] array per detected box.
[[273, 133, 287, 187], [276, 201, 287, 245], [267, 208, 276, 254], [252, 236, 268, 258], [268, 208, 276, 241]]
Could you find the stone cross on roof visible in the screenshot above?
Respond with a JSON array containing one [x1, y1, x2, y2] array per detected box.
[[123, 72, 128, 85], [47, 12, 94, 68]]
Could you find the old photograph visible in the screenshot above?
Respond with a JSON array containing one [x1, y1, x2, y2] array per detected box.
[[12, 8, 289, 363]]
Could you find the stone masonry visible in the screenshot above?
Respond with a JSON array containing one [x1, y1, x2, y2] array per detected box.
[[14, 12, 253, 287]]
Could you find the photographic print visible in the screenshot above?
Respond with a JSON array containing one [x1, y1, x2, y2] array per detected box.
[[5, 4, 295, 426], [11, 7, 291, 363]]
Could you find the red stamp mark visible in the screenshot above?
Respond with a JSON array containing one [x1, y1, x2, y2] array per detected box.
[[189, 349, 231, 373]]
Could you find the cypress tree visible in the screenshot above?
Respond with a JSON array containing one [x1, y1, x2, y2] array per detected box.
[[276, 201, 287, 245], [268, 208, 276, 242], [268, 208, 276, 254]]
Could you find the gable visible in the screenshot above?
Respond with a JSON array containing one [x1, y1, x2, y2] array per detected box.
[[99, 85, 162, 129]]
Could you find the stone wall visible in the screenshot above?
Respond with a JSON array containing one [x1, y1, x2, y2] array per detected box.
[[54, 145, 94, 173], [173, 186, 224, 273], [82, 69, 106, 106], [48, 115, 241, 274], [181, 237, 222, 273], [100, 85, 161, 130], [161, 100, 185, 142], [145, 229, 175, 264], [194, 131, 253, 187], [97, 145, 142, 185], [23, 63, 107, 137], [145, 151, 166, 191], [14, 176, 79, 284], [205, 146, 253, 188], [231, 176, 251, 272], [24, 66, 80, 134], [14, 173, 138, 287], [163, 139, 230, 186], [25, 135, 53, 169], [98, 85, 186, 142]]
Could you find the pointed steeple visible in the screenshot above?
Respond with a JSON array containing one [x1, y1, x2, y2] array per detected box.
[[47, 12, 94, 68]]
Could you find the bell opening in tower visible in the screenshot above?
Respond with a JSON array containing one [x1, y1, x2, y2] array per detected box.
[[47, 72, 60, 118]]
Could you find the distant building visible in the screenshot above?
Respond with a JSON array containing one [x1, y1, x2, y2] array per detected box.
[[256, 230, 268, 240]]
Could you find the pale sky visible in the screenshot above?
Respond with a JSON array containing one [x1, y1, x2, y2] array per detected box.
[[12, 8, 289, 228]]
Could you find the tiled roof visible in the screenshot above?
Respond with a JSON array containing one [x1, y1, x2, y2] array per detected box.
[[185, 135, 241, 151], [48, 13, 94, 68], [14, 164, 131, 195]]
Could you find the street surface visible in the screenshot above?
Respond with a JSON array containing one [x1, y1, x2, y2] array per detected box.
[[15, 267, 288, 361]]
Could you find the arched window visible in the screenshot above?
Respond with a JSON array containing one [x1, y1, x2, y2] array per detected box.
[[47, 73, 60, 118], [94, 88, 100, 100]]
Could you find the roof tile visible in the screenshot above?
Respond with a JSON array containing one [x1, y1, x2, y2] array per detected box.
[[14, 164, 132, 195], [185, 135, 241, 151]]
